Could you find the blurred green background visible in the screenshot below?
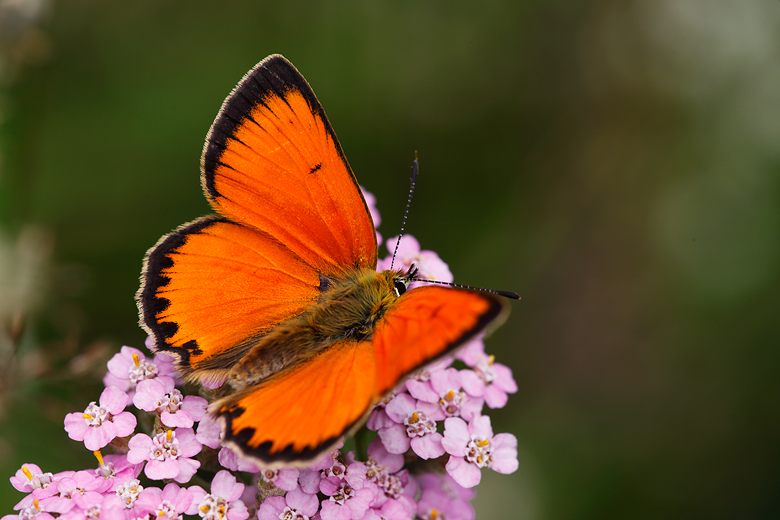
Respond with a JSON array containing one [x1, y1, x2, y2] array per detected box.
[[1, 1, 779, 519]]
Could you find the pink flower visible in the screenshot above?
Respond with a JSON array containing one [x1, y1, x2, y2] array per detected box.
[[363, 497, 415, 520], [377, 235, 452, 288], [63, 386, 136, 451], [441, 415, 518, 488], [37, 471, 110, 515], [195, 414, 221, 449], [103, 346, 176, 397], [187, 470, 248, 520], [10, 465, 57, 493], [115, 478, 143, 509], [408, 367, 484, 422], [319, 476, 374, 520], [55, 491, 126, 520], [297, 469, 320, 495], [361, 186, 383, 245], [127, 429, 201, 483], [4, 499, 56, 520], [416, 472, 475, 520], [258, 467, 300, 492], [257, 487, 319, 520], [366, 392, 397, 431], [323, 460, 366, 489], [458, 339, 517, 409], [92, 452, 142, 493], [196, 415, 260, 473], [298, 446, 357, 495], [378, 394, 445, 459], [133, 482, 193, 520], [133, 377, 207, 428], [11, 468, 74, 511], [362, 439, 415, 511], [217, 446, 260, 473]]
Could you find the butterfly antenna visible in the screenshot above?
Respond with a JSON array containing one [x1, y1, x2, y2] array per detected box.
[[411, 278, 520, 300], [390, 155, 419, 270]]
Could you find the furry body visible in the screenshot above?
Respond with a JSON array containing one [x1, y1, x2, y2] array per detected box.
[[229, 267, 407, 388]]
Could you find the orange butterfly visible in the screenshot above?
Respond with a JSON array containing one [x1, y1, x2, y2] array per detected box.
[[136, 55, 513, 467]]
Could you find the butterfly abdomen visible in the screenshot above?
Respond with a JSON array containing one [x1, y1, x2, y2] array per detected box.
[[228, 267, 402, 388]]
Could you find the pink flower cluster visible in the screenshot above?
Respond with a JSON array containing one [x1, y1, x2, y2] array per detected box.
[[368, 335, 518, 490], [4, 189, 518, 520]]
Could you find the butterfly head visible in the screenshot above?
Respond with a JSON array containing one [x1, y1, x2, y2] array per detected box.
[[391, 264, 419, 297]]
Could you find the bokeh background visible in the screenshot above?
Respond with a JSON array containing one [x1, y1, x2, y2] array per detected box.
[[1, 1, 779, 519]]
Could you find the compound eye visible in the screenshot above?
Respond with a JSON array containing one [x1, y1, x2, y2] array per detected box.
[[393, 279, 407, 297]]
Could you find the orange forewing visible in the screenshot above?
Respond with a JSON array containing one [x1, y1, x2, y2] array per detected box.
[[372, 286, 505, 395], [138, 216, 320, 379], [218, 339, 378, 464], [202, 55, 377, 276]]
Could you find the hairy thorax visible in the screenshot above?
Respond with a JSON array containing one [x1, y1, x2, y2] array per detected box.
[[229, 267, 406, 388]]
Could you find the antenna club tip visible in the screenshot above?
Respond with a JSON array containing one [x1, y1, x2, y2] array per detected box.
[[496, 290, 521, 300]]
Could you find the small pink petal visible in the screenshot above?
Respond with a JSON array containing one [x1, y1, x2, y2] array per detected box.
[[144, 459, 180, 480], [467, 415, 494, 439], [442, 417, 470, 455], [174, 428, 202, 457], [273, 468, 300, 492], [63, 413, 89, 441], [83, 422, 117, 451], [493, 363, 518, 393], [174, 458, 200, 483], [186, 486, 207, 515], [405, 380, 437, 402], [226, 501, 249, 520], [346, 488, 374, 519], [410, 433, 445, 460], [319, 476, 340, 496], [416, 401, 445, 422], [385, 394, 416, 423], [286, 487, 319, 517], [160, 410, 194, 428], [459, 370, 485, 397], [126, 434, 152, 463], [298, 469, 321, 494], [367, 438, 403, 473], [367, 408, 394, 431], [484, 385, 508, 409], [320, 500, 351, 520], [445, 457, 482, 488], [132, 379, 165, 411], [257, 497, 285, 520], [211, 470, 244, 502], [195, 415, 222, 449], [181, 396, 208, 421], [100, 386, 129, 414], [378, 424, 411, 454], [112, 411, 137, 437]]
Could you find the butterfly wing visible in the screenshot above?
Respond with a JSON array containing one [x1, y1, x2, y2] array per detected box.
[[217, 339, 377, 466], [138, 55, 377, 380], [202, 54, 377, 276], [372, 286, 506, 395], [215, 285, 505, 466], [138, 216, 322, 383]]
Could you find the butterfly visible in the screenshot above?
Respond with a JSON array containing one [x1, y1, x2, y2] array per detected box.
[[136, 54, 514, 467]]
